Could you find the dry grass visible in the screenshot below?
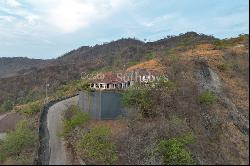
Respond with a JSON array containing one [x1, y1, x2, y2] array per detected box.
[[126, 59, 166, 74], [182, 44, 224, 58], [179, 44, 225, 68], [221, 75, 249, 113], [89, 120, 129, 140]]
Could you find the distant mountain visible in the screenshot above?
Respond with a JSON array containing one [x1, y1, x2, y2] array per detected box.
[[0, 32, 217, 79], [0, 57, 48, 78]]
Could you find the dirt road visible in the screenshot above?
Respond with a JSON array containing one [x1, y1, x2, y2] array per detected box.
[[0, 112, 21, 132], [47, 96, 79, 165], [0, 112, 10, 121]]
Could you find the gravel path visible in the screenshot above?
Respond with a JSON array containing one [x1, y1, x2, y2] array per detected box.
[[47, 96, 79, 165]]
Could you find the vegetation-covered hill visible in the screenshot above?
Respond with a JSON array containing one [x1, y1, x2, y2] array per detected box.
[[0, 57, 48, 78], [0, 32, 222, 104], [0, 32, 248, 164]]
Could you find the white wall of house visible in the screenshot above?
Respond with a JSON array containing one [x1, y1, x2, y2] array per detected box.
[[90, 81, 131, 90]]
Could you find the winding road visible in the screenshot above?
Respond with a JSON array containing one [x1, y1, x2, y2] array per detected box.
[[47, 96, 79, 165]]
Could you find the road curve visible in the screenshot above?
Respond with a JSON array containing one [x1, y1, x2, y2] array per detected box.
[[0, 112, 11, 121], [47, 96, 79, 165]]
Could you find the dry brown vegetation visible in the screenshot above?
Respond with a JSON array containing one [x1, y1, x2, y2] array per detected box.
[[126, 59, 166, 74], [182, 44, 224, 58], [0, 33, 248, 165], [62, 34, 249, 165]]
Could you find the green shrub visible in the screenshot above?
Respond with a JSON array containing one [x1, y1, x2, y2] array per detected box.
[[213, 35, 247, 48], [177, 132, 195, 145], [63, 105, 89, 135], [217, 61, 233, 71], [217, 58, 240, 72], [154, 77, 176, 90], [0, 106, 4, 113], [199, 90, 217, 105], [128, 61, 140, 67], [169, 54, 180, 64], [0, 120, 37, 162], [165, 48, 180, 64], [77, 125, 118, 164], [17, 90, 43, 104], [159, 139, 194, 165], [122, 86, 153, 116], [20, 101, 41, 115], [217, 63, 230, 71], [55, 80, 91, 98], [0, 100, 14, 112], [146, 53, 156, 60], [0, 140, 5, 161], [158, 133, 195, 165], [213, 40, 230, 48]]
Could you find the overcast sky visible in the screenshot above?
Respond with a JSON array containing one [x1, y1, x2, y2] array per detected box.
[[0, 0, 249, 59]]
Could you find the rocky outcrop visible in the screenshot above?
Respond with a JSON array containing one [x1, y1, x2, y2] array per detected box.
[[195, 58, 249, 134]]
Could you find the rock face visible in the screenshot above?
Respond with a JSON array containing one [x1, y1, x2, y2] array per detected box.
[[195, 58, 249, 134], [194, 58, 221, 93], [194, 58, 249, 164]]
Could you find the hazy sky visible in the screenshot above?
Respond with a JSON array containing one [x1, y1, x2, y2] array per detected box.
[[0, 0, 249, 59]]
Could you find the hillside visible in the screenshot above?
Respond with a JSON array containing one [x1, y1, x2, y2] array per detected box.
[[0, 32, 219, 103], [0, 33, 248, 104], [0, 32, 249, 164], [0, 33, 216, 79], [0, 57, 48, 78]]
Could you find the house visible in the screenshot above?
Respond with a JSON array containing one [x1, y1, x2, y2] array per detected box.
[[89, 69, 167, 91], [89, 72, 132, 90]]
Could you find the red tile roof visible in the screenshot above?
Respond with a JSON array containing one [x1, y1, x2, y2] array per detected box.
[[91, 72, 124, 84]]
